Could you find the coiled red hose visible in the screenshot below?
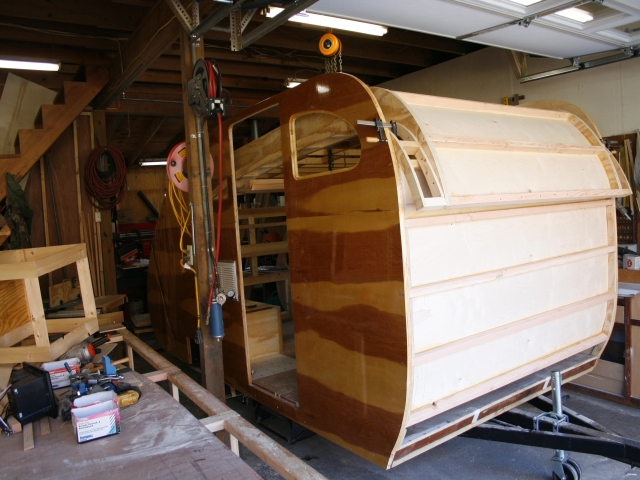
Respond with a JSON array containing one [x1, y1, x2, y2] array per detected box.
[[84, 146, 127, 210]]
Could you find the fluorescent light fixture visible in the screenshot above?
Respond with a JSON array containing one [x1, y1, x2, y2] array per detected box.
[[140, 159, 167, 166], [284, 78, 307, 88], [266, 7, 388, 36], [509, 0, 543, 5], [555, 7, 593, 22], [0, 58, 60, 71]]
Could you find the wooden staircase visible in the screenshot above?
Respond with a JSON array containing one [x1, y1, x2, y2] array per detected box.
[[0, 66, 109, 200]]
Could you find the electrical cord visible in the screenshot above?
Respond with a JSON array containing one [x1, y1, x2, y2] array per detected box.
[[84, 146, 127, 210], [168, 180, 203, 339]]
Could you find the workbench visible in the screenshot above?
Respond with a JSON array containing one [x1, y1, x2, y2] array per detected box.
[[0, 371, 260, 480]]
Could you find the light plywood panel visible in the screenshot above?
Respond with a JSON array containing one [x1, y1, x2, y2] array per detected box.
[[436, 150, 610, 197], [412, 253, 609, 352], [0, 280, 30, 337], [408, 205, 607, 287], [247, 304, 282, 360], [411, 302, 606, 410], [397, 97, 590, 147]]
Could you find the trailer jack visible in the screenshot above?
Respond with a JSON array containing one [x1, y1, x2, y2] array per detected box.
[[464, 370, 640, 480]]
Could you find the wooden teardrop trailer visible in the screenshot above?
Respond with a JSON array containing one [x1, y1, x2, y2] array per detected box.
[[149, 73, 629, 468]]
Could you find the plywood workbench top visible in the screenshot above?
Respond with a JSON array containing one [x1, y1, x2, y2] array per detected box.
[[0, 371, 260, 480]]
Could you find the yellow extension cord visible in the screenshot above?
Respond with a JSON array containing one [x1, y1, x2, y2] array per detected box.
[[168, 181, 201, 330]]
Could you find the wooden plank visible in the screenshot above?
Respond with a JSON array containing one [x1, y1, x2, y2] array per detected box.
[[181, 29, 225, 402], [247, 303, 282, 360], [0, 224, 10, 247], [49, 319, 98, 360], [39, 416, 50, 435], [200, 410, 240, 433], [23, 422, 34, 451], [23, 277, 49, 347], [237, 207, 286, 220], [429, 134, 606, 155], [240, 240, 288, 258], [0, 345, 51, 364], [74, 294, 125, 312], [242, 271, 290, 287], [48, 280, 81, 307], [0, 323, 32, 348]]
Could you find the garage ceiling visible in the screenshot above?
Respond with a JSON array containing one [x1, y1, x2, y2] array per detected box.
[[310, 0, 640, 58], [4, 0, 636, 163], [0, 0, 483, 163]]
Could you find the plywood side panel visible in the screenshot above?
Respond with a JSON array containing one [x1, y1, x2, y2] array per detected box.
[[408, 205, 607, 287], [411, 302, 606, 410], [117, 167, 166, 224], [45, 125, 81, 285], [147, 193, 196, 363], [436, 150, 610, 197], [412, 254, 609, 352], [0, 280, 30, 337], [631, 326, 640, 400]]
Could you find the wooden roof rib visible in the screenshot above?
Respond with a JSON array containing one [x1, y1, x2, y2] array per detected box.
[[0, 1, 482, 163]]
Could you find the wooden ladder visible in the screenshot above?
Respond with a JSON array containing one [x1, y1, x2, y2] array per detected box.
[[0, 65, 109, 200]]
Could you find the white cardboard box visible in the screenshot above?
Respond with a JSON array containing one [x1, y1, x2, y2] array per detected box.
[[72, 391, 120, 443]]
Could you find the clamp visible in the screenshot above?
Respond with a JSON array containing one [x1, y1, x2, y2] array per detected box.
[[356, 118, 398, 143]]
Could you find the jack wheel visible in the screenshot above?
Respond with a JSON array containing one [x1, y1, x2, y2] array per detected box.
[[565, 459, 581, 478], [552, 461, 580, 480]]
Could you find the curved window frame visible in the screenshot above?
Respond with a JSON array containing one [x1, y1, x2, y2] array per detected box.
[[290, 110, 362, 180]]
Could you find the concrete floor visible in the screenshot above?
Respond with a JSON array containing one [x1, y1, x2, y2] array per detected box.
[[134, 337, 640, 480]]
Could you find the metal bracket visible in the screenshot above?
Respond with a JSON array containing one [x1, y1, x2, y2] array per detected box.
[[357, 118, 398, 143], [230, 9, 243, 52], [190, 0, 247, 42], [241, 8, 257, 33], [165, 0, 193, 32]]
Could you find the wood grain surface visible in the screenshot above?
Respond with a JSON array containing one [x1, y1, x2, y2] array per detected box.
[[147, 185, 196, 363]]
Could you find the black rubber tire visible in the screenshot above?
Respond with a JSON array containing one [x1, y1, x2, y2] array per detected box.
[[565, 459, 582, 479], [552, 462, 580, 480]]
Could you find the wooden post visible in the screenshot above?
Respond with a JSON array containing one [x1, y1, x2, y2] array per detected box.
[[180, 30, 226, 401], [93, 110, 118, 295]]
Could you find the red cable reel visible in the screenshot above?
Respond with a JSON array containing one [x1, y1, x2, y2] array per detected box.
[[166, 141, 214, 192]]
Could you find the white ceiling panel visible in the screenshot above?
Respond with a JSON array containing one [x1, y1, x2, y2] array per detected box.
[[309, 0, 511, 38], [310, 0, 640, 58], [474, 23, 618, 57]]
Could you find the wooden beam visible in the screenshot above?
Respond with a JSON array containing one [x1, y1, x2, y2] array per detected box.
[[204, 24, 438, 68], [181, 30, 226, 401], [93, 113, 119, 295], [0, 1, 147, 32], [128, 116, 167, 165], [93, 0, 216, 109]]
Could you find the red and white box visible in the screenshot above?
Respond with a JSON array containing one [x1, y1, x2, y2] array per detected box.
[[42, 358, 81, 389], [72, 391, 121, 443]]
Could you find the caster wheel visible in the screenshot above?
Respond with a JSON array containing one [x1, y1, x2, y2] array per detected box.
[[565, 459, 581, 478], [552, 462, 580, 480]]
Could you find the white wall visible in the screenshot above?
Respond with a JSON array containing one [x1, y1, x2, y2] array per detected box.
[[380, 47, 640, 138]]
